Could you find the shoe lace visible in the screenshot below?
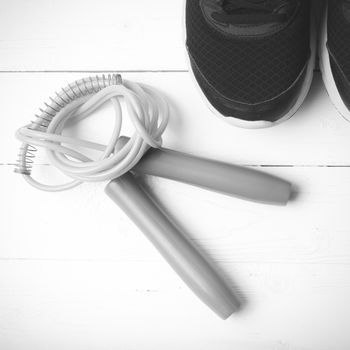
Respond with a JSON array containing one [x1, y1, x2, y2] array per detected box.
[[212, 0, 289, 25]]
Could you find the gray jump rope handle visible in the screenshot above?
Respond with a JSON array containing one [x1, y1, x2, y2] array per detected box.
[[105, 173, 240, 319], [106, 142, 292, 318], [132, 147, 292, 206]]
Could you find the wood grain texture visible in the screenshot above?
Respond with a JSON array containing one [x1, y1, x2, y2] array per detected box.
[[1, 260, 350, 350], [2, 165, 350, 263], [3, 72, 350, 166], [0, 0, 185, 71], [2, 163, 350, 349], [1, 0, 350, 349]]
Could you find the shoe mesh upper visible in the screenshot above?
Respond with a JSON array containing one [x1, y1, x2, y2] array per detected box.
[[328, 0, 350, 79], [328, 0, 350, 109], [186, 0, 311, 104]]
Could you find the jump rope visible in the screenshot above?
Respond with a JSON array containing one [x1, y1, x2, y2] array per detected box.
[[15, 74, 292, 319]]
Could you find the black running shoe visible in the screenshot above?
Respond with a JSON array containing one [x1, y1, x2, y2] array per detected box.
[[185, 0, 315, 128], [320, 0, 350, 122]]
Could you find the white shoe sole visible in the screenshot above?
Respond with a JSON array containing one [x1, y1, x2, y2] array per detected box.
[[183, 1, 316, 129], [319, 3, 350, 123]]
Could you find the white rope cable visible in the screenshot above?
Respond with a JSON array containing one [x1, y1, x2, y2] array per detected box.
[[15, 77, 169, 192]]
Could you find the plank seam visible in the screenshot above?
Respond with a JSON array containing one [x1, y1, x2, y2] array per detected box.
[[0, 257, 350, 265], [3, 164, 350, 168], [0, 70, 189, 74], [0, 69, 321, 73]]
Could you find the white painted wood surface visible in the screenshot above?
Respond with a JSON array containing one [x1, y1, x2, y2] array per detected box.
[[1, 1, 350, 349], [0, 0, 185, 71]]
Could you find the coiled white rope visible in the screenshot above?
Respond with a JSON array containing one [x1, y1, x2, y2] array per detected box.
[[15, 77, 169, 192]]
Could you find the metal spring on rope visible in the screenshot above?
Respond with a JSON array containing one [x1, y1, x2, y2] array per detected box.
[[14, 74, 122, 175]]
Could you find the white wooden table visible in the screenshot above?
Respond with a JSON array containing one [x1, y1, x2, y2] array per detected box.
[[1, 1, 350, 349]]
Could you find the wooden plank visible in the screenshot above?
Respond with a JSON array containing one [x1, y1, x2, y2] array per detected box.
[[2, 0, 350, 348], [0, 259, 350, 350], [0, 0, 186, 71], [3, 72, 350, 167], [2, 165, 350, 262]]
